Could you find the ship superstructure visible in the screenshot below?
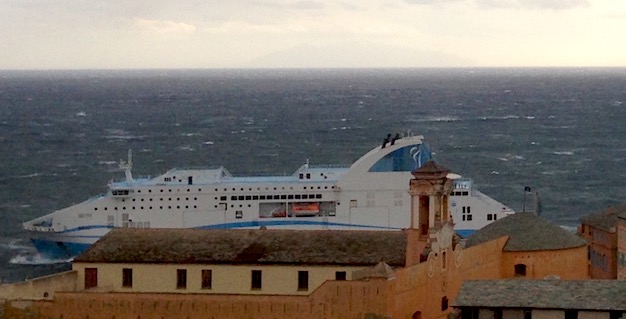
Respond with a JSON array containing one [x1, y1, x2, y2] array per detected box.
[[23, 134, 513, 258]]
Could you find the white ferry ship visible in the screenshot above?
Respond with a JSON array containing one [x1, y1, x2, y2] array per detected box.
[[23, 134, 514, 259]]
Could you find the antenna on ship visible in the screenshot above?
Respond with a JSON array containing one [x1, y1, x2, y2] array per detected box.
[[119, 149, 134, 183]]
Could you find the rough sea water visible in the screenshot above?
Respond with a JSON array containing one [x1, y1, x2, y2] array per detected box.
[[1, 68, 625, 283]]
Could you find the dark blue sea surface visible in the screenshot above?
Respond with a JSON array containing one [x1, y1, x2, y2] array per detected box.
[[1, 68, 625, 283]]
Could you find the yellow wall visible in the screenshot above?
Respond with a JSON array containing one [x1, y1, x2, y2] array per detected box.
[[501, 246, 589, 280], [617, 221, 626, 279], [391, 237, 509, 319], [0, 271, 76, 301], [30, 235, 590, 319], [73, 263, 361, 295]]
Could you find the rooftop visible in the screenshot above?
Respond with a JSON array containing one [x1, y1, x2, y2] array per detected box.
[[581, 203, 626, 231], [74, 228, 409, 267], [454, 279, 626, 311], [466, 212, 587, 251]]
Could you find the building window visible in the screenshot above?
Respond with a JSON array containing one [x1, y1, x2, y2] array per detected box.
[[441, 296, 448, 311], [335, 271, 347, 281], [201, 269, 212, 289], [176, 269, 187, 289], [523, 310, 532, 319], [514, 264, 527, 277], [85, 268, 98, 289], [122, 268, 133, 288], [565, 310, 578, 319], [251, 270, 262, 290], [298, 271, 309, 291]]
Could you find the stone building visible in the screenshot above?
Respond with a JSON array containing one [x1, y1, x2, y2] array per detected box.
[[71, 227, 409, 295], [579, 205, 625, 279], [453, 279, 626, 319], [617, 211, 626, 279], [468, 211, 589, 279]]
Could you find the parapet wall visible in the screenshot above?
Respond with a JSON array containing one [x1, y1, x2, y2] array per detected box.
[[33, 278, 393, 319], [0, 271, 77, 303]]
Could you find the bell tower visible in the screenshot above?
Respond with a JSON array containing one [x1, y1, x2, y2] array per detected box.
[[409, 160, 454, 240], [404, 160, 455, 267]]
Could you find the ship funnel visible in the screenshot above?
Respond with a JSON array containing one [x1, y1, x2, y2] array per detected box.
[[119, 149, 134, 183]]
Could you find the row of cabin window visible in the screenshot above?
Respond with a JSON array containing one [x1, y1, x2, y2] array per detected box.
[[85, 268, 348, 291], [120, 185, 336, 195], [230, 194, 323, 201], [94, 205, 198, 211], [122, 197, 199, 202], [450, 191, 469, 196]]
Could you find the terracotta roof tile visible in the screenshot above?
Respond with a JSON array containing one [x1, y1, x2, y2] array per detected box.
[[466, 212, 587, 251], [580, 204, 626, 232], [454, 279, 626, 311], [74, 228, 408, 267]]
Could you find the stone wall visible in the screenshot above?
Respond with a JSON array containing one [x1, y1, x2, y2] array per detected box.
[[0, 271, 76, 302]]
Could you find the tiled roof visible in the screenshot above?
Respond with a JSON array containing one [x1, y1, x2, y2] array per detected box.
[[454, 280, 626, 311], [74, 228, 408, 267], [411, 160, 450, 179], [581, 203, 626, 231], [465, 212, 587, 251]]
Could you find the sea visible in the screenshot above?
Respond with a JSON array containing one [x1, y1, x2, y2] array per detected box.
[[1, 68, 625, 283]]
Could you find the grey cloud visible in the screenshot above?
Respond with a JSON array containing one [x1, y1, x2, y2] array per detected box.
[[403, 0, 463, 5], [476, 0, 590, 10], [252, 0, 325, 10]]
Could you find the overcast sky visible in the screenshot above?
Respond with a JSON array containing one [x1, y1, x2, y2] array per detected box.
[[1, 0, 625, 69]]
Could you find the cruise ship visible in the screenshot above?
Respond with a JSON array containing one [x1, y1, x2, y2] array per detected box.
[[23, 134, 514, 259]]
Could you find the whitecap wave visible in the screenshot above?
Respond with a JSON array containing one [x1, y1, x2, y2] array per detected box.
[[553, 151, 574, 156], [480, 115, 520, 121], [10, 254, 72, 265], [0, 239, 35, 251], [13, 173, 43, 179], [410, 116, 461, 123], [98, 160, 118, 165]]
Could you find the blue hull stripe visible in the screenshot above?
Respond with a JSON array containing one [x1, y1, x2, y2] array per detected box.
[[31, 238, 91, 260]]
